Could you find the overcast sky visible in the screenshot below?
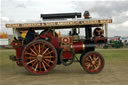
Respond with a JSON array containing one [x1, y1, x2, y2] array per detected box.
[[0, 0, 128, 37]]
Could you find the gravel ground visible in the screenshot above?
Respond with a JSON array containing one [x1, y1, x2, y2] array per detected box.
[[1, 62, 128, 85]]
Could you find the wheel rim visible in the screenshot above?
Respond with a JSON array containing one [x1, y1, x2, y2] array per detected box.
[[22, 40, 57, 74], [83, 52, 104, 73]]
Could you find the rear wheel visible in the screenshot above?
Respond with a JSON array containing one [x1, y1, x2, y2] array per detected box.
[[81, 51, 104, 74], [22, 40, 57, 75]]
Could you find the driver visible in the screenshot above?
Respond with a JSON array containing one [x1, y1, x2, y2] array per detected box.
[[24, 28, 35, 44], [93, 28, 104, 37]]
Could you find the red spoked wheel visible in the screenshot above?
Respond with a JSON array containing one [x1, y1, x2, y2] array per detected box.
[[82, 51, 104, 74], [22, 40, 57, 75]]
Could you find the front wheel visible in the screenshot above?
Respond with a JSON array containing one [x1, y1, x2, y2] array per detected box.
[[81, 51, 104, 74]]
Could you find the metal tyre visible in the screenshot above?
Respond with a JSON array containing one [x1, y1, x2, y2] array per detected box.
[[22, 40, 57, 75], [82, 51, 104, 74]]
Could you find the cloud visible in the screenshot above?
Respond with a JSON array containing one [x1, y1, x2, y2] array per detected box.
[[73, 0, 128, 37], [122, 21, 128, 27], [16, 3, 26, 8], [90, 1, 128, 17], [73, 1, 128, 16], [0, 16, 13, 34], [0, 17, 9, 22], [5, 0, 27, 8]]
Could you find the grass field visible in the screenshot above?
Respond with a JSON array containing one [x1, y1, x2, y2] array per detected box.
[[0, 48, 128, 85]]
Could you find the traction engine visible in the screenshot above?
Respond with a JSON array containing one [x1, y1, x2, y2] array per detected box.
[[6, 11, 112, 75]]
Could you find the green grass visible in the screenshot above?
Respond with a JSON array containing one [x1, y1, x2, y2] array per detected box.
[[0, 48, 128, 85], [0, 49, 17, 73], [96, 48, 128, 63], [0, 49, 15, 66], [0, 48, 128, 73]]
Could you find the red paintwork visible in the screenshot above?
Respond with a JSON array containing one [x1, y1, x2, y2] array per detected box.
[[94, 37, 107, 43], [15, 47, 23, 66], [11, 42, 23, 66], [50, 36, 59, 48], [72, 42, 84, 53], [40, 35, 59, 48], [62, 51, 72, 59], [41, 31, 55, 38], [40, 35, 47, 39], [40, 31, 59, 48]]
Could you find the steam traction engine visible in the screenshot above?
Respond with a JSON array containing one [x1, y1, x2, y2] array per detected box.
[[6, 11, 112, 75]]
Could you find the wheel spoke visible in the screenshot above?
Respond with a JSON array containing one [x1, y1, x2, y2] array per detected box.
[[86, 63, 91, 68], [30, 48, 37, 55], [86, 59, 90, 62], [26, 57, 36, 59], [42, 48, 49, 55], [27, 59, 36, 65], [32, 44, 38, 53], [88, 65, 93, 70], [32, 60, 38, 67], [42, 60, 50, 67], [44, 56, 54, 59], [42, 62, 47, 71], [94, 57, 99, 61], [44, 51, 53, 56], [45, 59, 54, 63], [39, 44, 41, 54], [98, 59, 101, 65], [34, 63, 38, 71], [94, 65, 97, 70], [93, 54, 96, 59], [89, 56, 92, 60], [41, 44, 46, 52], [25, 52, 36, 56]]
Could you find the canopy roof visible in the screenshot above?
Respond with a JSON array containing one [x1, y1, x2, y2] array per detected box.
[[6, 18, 112, 30]]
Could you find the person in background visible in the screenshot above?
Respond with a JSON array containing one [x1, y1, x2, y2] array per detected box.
[[124, 40, 127, 47], [83, 11, 91, 19]]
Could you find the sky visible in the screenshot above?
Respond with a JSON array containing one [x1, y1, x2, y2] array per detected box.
[[0, 0, 128, 37]]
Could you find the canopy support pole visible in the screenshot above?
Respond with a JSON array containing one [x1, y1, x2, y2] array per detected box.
[[12, 28, 16, 40], [105, 24, 108, 38]]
